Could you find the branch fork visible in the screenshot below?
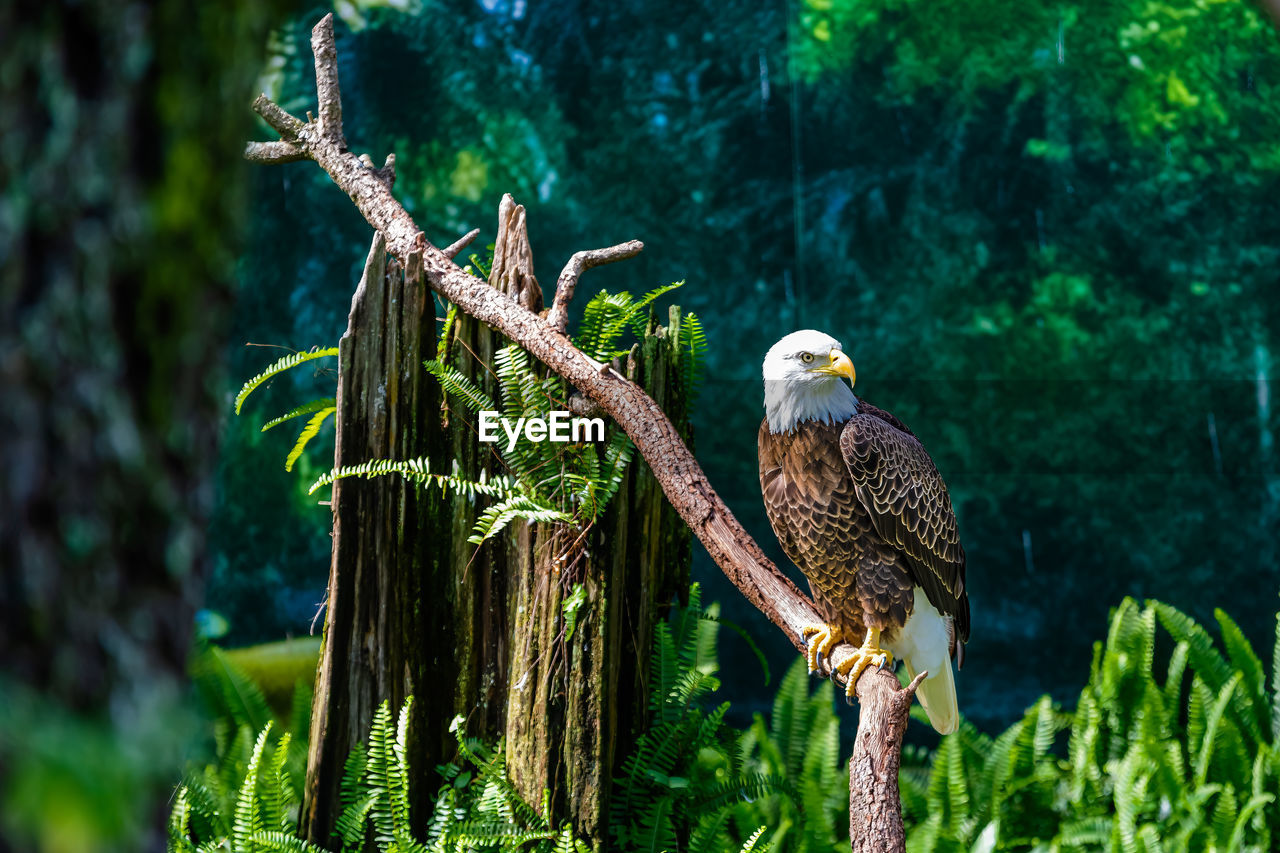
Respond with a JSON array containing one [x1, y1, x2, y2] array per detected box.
[[246, 14, 925, 851], [547, 240, 645, 333]]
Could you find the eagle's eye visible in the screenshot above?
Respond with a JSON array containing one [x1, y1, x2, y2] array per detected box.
[[800, 352, 815, 364]]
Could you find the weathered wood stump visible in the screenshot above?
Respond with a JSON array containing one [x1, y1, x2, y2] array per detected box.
[[301, 196, 693, 847]]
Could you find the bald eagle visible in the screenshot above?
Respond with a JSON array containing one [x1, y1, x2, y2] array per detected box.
[[758, 330, 969, 734]]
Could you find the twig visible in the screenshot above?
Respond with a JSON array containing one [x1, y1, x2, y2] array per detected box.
[[547, 241, 644, 333], [443, 228, 481, 260], [247, 16, 926, 850], [244, 140, 307, 164], [311, 14, 345, 147], [358, 153, 397, 188], [252, 94, 304, 138]]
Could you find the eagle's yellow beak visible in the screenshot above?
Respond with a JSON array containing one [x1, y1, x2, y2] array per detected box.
[[825, 349, 856, 386]]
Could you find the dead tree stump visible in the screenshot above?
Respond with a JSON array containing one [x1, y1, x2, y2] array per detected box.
[[301, 197, 693, 847]]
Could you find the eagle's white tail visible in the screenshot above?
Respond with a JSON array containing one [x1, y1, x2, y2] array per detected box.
[[903, 654, 959, 735], [890, 594, 960, 735]]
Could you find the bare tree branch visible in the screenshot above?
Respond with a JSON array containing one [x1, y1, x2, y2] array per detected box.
[[443, 228, 481, 260], [244, 140, 307, 164], [246, 14, 922, 850], [252, 94, 305, 138], [310, 14, 345, 147], [548, 241, 645, 333]]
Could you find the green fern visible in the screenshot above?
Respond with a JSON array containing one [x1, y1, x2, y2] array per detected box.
[[285, 407, 336, 472], [574, 281, 684, 362], [235, 347, 339, 415], [307, 456, 519, 500], [467, 495, 574, 544], [262, 398, 337, 432], [612, 585, 828, 853], [424, 358, 498, 415], [902, 597, 1280, 852], [232, 725, 272, 853]]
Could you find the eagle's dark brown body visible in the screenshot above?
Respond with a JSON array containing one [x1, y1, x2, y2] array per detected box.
[[758, 401, 970, 658]]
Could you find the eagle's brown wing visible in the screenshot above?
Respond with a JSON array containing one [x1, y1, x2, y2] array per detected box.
[[839, 408, 970, 643], [758, 418, 870, 632]]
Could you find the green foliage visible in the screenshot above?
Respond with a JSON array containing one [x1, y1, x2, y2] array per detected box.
[[901, 598, 1280, 851], [307, 456, 521, 501], [170, 682, 594, 853], [263, 399, 338, 433], [610, 584, 845, 853], [797, 0, 1280, 161], [285, 407, 338, 472], [177, 589, 1280, 852], [233, 346, 340, 481], [428, 714, 589, 853], [412, 282, 699, 547], [574, 282, 684, 361], [171, 647, 313, 852], [232, 277, 700, 553], [235, 348, 340, 415]]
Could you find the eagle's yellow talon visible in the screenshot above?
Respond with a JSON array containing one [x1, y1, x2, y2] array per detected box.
[[831, 627, 893, 699], [801, 623, 845, 674]]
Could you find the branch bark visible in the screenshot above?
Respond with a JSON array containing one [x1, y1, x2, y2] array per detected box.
[[547, 240, 645, 333], [244, 140, 306, 164], [849, 669, 925, 852], [443, 228, 480, 260], [249, 14, 920, 850]]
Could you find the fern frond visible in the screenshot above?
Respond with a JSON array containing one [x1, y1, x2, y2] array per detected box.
[[467, 495, 573, 545], [587, 429, 634, 519], [190, 647, 274, 735], [1216, 608, 1267, 736], [179, 775, 227, 843], [308, 456, 520, 499], [261, 398, 337, 432], [687, 812, 728, 853], [168, 787, 196, 852], [389, 698, 414, 842], [365, 702, 396, 847], [232, 723, 272, 853], [624, 282, 686, 338], [634, 797, 678, 853], [1154, 601, 1259, 743], [678, 309, 708, 397], [1195, 672, 1242, 787], [738, 825, 771, 853], [424, 358, 498, 413], [235, 348, 338, 414], [1228, 792, 1276, 852], [249, 831, 329, 853], [284, 407, 335, 472], [1274, 606, 1280, 743], [261, 731, 294, 830]]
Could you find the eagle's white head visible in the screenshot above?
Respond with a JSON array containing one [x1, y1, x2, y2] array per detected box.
[[762, 329, 859, 434]]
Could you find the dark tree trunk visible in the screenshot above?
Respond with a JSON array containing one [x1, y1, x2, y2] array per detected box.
[[301, 197, 693, 847], [0, 3, 282, 849], [302, 234, 452, 842]]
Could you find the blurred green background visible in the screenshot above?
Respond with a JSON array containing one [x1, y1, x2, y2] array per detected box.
[[214, 0, 1280, 735]]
